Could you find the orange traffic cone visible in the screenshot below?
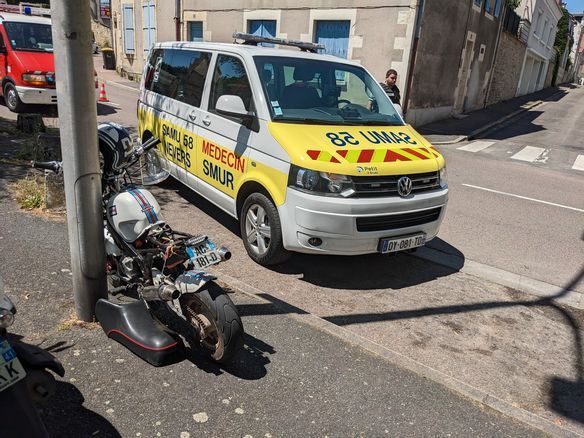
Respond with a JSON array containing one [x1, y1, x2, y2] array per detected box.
[[98, 82, 109, 102]]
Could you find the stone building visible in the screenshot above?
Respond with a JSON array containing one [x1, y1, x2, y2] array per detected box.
[[515, 0, 562, 95]]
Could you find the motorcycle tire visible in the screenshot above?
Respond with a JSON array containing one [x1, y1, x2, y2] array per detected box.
[[180, 281, 244, 363]]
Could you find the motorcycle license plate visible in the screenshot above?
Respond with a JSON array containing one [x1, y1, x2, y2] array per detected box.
[[379, 233, 426, 254], [0, 340, 26, 393], [186, 239, 221, 270]]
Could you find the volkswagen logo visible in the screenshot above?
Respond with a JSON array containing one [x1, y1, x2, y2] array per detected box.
[[397, 176, 413, 197]]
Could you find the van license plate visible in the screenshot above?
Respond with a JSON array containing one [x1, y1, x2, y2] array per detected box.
[[0, 340, 26, 393], [379, 234, 426, 254]]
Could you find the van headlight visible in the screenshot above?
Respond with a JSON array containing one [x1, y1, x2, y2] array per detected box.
[[22, 73, 49, 84], [439, 166, 448, 189], [289, 165, 356, 197]]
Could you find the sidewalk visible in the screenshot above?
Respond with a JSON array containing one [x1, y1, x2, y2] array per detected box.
[[417, 85, 574, 145], [93, 53, 139, 92]]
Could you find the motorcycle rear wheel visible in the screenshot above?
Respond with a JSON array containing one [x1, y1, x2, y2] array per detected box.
[[180, 281, 244, 363]]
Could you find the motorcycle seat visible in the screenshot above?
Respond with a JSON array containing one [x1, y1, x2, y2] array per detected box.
[[95, 299, 185, 367]]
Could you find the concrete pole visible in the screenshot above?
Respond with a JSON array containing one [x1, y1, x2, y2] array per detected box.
[[51, 0, 107, 321]]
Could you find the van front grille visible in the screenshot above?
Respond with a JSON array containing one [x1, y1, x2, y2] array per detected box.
[[351, 171, 440, 197], [356, 207, 442, 232]]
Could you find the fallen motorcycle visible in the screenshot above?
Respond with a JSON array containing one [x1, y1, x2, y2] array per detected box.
[[32, 122, 244, 366]]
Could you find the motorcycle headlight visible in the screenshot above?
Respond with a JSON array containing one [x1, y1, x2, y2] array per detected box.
[[439, 166, 448, 189], [0, 308, 15, 328], [289, 165, 355, 197]]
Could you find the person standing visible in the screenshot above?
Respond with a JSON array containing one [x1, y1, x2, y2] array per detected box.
[[381, 69, 401, 105]]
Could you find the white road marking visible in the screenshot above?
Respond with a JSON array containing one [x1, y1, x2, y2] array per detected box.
[[462, 184, 584, 213], [457, 140, 496, 152], [104, 80, 139, 93], [572, 154, 584, 171], [510, 146, 546, 162]]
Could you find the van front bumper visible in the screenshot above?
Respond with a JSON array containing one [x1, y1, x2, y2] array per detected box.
[[278, 186, 448, 255], [17, 86, 100, 105], [16, 85, 57, 105]]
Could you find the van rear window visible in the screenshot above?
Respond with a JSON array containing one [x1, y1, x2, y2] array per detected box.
[[4, 22, 53, 52], [145, 48, 211, 107]]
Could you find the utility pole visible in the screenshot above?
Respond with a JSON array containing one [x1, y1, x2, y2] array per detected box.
[[51, 0, 107, 321]]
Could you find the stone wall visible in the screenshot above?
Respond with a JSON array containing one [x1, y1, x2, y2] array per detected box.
[[487, 30, 526, 106], [91, 21, 112, 49]]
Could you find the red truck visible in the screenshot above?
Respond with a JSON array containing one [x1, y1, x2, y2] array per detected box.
[[0, 12, 98, 113]]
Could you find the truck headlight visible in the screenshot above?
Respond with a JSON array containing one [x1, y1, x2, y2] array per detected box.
[[439, 166, 448, 189], [22, 73, 48, 85], [289, 165, 356, 197]]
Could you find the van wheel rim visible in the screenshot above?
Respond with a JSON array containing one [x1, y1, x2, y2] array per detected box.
[[6, 88, 17, 108], [245, 204, 271, 256]]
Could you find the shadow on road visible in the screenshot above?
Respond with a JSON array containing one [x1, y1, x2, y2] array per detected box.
[[478, 110, 546, 141], [40, 381, 122, 438]]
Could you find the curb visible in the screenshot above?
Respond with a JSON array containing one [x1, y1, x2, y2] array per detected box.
[[220, 273, 582, 438], [103, 79, 139, 93]]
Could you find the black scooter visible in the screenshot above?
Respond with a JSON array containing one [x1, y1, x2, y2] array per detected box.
[[0, 277, 64, 438]]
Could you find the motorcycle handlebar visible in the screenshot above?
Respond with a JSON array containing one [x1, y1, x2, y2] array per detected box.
[[31, 161, 62, 175]]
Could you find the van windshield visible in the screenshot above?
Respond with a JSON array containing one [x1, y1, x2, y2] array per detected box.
[[4, 22, 53, 52], [253, 56, 403, 126]]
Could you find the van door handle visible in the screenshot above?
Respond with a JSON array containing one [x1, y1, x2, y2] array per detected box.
[[188, 111, 197, 121], [202, 116, 211, 127]]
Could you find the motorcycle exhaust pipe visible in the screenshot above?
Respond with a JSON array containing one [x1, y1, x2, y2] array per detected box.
[[141, 285, 181, 301], [217, 246, 231, 261]]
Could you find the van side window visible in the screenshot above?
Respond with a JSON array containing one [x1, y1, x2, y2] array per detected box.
[[171, 49, 211, 107], [209, 55, 253, 113], [146, 49, 211, 107]]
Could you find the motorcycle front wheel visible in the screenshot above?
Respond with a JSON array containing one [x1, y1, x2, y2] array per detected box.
[[180, 281, 244, 363]]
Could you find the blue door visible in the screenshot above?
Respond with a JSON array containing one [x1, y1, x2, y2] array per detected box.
[[189, 21, 203, 42], [248, 20, 276, 46], [315, 20, 350, 59]]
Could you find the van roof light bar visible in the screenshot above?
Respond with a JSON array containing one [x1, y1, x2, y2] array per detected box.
[[232, 32, 324, 53]]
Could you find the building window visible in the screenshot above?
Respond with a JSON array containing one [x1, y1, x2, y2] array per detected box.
[[493, 0, 502, 17], [122, 4, 134, 55], [248, 20, 276, 46], [189, 21, 203, 42], [473, 0, 483, 10], [314, 20, 350, 59], [142, 1, 155, 55]]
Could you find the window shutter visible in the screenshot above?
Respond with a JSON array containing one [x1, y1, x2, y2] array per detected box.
[[123, 5, 134, 54]]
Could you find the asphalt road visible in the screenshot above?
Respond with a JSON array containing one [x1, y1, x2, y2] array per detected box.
[[437, 86, 584, 292]]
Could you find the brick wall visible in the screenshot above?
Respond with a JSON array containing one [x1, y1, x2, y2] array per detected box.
[[487, 31, 526, 106]]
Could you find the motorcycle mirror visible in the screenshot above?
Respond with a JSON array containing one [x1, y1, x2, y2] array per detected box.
[[140, 149, 170, 186]]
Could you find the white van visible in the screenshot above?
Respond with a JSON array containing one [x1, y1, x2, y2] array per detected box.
[[138, 34, 448, 266]]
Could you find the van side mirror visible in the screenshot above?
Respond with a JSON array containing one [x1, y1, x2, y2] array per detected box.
[[216, 95, 259, 132]]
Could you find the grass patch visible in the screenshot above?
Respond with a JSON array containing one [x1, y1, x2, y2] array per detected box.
[[11, 175, 45, 210], [57, 313, 100, 331]]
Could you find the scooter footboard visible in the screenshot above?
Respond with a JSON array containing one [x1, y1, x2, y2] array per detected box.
[[95, 299, 185, 367]]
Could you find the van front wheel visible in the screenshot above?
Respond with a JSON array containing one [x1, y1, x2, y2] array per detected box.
[[240, 192, 290, 266], [3, 83, 24, 113]]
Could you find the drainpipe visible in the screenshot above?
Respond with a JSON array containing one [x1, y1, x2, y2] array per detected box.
[[174, 0, 181, 40], [484, 5, 506, 108], [403, 0, 425, 116]]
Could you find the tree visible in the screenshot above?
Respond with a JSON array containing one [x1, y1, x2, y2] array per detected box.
[[507, 0, 521, 10]]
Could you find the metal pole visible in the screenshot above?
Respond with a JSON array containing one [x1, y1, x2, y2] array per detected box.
[[51, 0, 107, 321]]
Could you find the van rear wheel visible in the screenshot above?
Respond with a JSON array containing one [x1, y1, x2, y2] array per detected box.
[[240, 192, 290, 266], [3, 82, 24, 113]]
